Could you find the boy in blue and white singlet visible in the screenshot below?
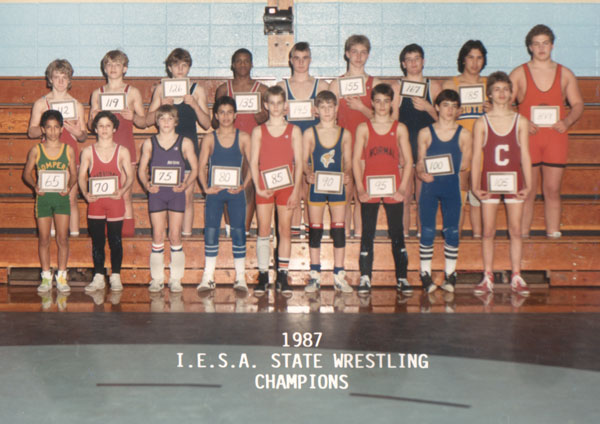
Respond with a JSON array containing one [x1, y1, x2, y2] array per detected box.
[[138, 105, 198, 293], [302, 91, 353, 293], [197, 96, 252, 292], [416, 90, 472, 293]]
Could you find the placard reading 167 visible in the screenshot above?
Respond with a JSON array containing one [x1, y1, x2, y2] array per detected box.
[[424, 154, 454, 176], [89, 176, 118, 197], [261, 165, 293, 191], [367, 175, 396, 197], [99, 93, 126, 112], [487, 172, 517, 194], [39, 170, 67, 193], [49, 100, 77, 120], [314, 171, 343, 195], [400, 80, 427, 99], [152, 167, 181, 187], [211, 166, 241, 189]]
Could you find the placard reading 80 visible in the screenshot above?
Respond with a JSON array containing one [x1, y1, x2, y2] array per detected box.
[[152, 167, 180, 187], [89, 176, 118, 197], [211, 166, 240, 189]]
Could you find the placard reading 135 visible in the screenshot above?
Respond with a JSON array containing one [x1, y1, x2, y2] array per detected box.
[[89, 176, 118, 197], [39, 170, 67, 193], [235, 93, 261, 114], [152, 167, 181, 187]]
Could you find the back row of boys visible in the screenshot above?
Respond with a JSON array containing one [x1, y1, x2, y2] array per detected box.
[[26, 24, 582, 299]]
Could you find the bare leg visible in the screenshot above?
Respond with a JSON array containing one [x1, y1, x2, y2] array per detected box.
[[522, 166, 541, 237], [275, 204, 294, 260], [506, 202, 524, 275], [481, 202, 499, 274], [470, 203, 482, 238], [68, 185, 79, 235], [37, 217, 52, 271], [182, 181, 195, 235], [54, 214, 70, 270], [541, 165, 564, 235]]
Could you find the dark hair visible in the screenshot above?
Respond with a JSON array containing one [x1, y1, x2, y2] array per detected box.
[[525, 24, 555, 57], [371, 83, 394, 101], [399, 44, 425, 76], [289, 41, 311, 74], [40, 110, 63, 128], [457, 40, 487, 73], [212, 96, 237, 129], [165, 48, 192, 77], [265, 85, 286, 102], [486, 71, 513, 98], [231, 48, 253, 71], [314, 90, 337, 107], [92, 111, 120, 132], [434, 89, 461, 107]]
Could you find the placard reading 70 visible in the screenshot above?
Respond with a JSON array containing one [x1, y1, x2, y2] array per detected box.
[[89, 176, 118, 197], [152, 167, 181, 187]]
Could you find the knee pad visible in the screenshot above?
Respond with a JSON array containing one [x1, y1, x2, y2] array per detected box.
[[231, 227, 246, 259], [330, 223, 345, 248], [442, 226, 460, 248], [308, 224, 323, 248], [204, 227, 219, 257], [256, 236, 271, 272], [468, 190, 481, 207], [420, 226, 436, 246]]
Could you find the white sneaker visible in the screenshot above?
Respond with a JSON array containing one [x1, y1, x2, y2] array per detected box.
[[233, 276, 248, 292], [169, 279, 183, 293], [85, 273, 106, 292], [109, 274, 123, 292], [148, 279, 165, 293], [305, 270, 321, 293], [357, 275, 371, 296], [510, 274, 530, 296], [55, 271, 71, 293], [37, 271, 53, 293], [333, 270, 353, 293], [197, 274, 215, 292]]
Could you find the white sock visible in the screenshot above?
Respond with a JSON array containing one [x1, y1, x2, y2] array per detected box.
[[234, 257, 246, 279], [256, 236, 270, 272], [204, 256, 217, 280], [169, 247, 185, 282], [150, 251, 165, 283]]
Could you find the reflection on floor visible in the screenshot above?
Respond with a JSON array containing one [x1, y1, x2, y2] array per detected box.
[[2, 285, 599, 314]]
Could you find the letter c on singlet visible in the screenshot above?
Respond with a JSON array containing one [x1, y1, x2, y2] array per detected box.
[[495, 145, 509, 166]]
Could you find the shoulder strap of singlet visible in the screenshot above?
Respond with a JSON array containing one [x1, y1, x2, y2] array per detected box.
[[310, 79, 319, 99], [284, 79, 293, 100], [366, 76, 374, 91], [124, 84, 130, 93], [190, 82, 197, 94], [233, 129, 241, 152], [100, 86, 104, 93], [227, 80, 233, 96], [251, 81, 260, 93], [425, 78, 432, 103]]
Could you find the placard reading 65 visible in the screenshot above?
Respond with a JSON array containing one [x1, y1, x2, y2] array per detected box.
[[39, 170, 67, 193], [151, 167, 181, 187], [89, 176, 118, 197], [261, 165, 293, 191]]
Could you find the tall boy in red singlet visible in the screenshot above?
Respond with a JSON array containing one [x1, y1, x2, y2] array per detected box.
[[89, 50, 146, 236], [510, 25, 583, 238], [353, 83, 413, 297], [78, 112, 134, 293], [330, 35, 389, 240], [250, 85, 303, 297], [472, 72, 532, 298], [28, 59, 87, 236]]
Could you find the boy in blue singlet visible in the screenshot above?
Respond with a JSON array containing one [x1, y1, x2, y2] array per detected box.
[[197, 96, 252, 292]]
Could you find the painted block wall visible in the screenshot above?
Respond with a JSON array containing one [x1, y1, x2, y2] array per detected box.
[[0, 1, 598, 80]]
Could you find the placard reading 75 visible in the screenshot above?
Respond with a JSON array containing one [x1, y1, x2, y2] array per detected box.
[[152, 167, 181, 187]]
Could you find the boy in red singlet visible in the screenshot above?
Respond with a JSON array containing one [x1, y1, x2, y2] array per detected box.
[[509, 25, 583, 238], [472, 72, 532, 299], [78, 112, 134, 294], [147, 48, 211, 237], [353, 83, 413, 297], [330, 35, 392, 240], [89, 50, 146, 237], [250, 85, 303, 297], [28, 59, 87, 236]]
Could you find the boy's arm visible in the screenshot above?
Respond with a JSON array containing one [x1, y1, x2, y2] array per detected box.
[[137, 138, 155, 192], [197, 132, 213, 193], [238, 131, 253, 190], [22, 146, 39, 193], [254, 84, 269, 125], [117, 147, 134, 197], [66, 145, 78, 194], [88, 89, 101, 131], [302, 129, 315, 180], [290, 125, 304, 195], [27, 100, 45, 139], [341, 128, 353, 184], [145, 86, 162, 127], [415, 127, 433, 182], [390, 80, 401, 121], [191, 85, 211, 130], [558, 67, 584, 133], [78, 148, 94, 201], [470, 118, 486, 198], [130, 87, 147, 129], [249, 126, 267, 197], [458, 128, 473, 192], [352, 124, 368, 198], [176, 137, 198, 192], [518, 115, 532, 199], [396, 124, 413, 200]]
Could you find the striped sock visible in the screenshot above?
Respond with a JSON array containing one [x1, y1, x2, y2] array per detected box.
[[444, 243, 459, 275]]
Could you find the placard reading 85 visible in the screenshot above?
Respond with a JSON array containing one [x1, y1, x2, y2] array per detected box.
[[424, 154, 455, 176], [366, 175, 396, 197], [39, 170, 67, 193], [89, 176, 118, 197], [314, 171, 343, 195], [211, 166, 241, 189], [261, 165, 293, 191], [152, 167, 181, 187], [487, 172, 517, 194]]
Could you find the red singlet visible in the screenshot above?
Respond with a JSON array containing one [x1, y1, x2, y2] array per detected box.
[[362, 120, 401, 204], [337, 76, 374, 141], [228, 80, 261, 135], [100, 85, 136, 163]]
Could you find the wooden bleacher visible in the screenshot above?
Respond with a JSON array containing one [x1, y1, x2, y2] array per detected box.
[[0, 76, 598, 288]]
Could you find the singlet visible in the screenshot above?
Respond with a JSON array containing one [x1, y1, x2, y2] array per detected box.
[[399, 79, 435, 160], [208, 130, 243, 186], [227, 80, 261, 135], [481, 113, 524, 192], [362, 120, 401, 204], [100, 85, 136, 163], [311, 127, 345, 174], [37, 143, 70, 172], [45, 97, 80, 166], [285, 79, 320, 132], [518, 64, 567, 143], [89, 144, 122, 188], [453, 76, 488, 132], [337, 75, 374, 140], [258, 123, 295, 173], [425, 125, 463, 185], [175, 82, 200, 156], [150, 134, 186, 189]]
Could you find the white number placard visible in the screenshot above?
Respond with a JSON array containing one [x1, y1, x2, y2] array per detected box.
[[162, 78, 189, 98], [89, 176, 118, 197], [400, 80, 427, 98], [261, 165, 293, 191], [314, 171, 343, 195], [424, 154, 455, 176], [151, 167, 181, 187], [38, 170, 67, 193], [211, 165, 241, 189], [531, 106, 559, 127], [288, 100, 314, 121], [487, 172, 517, 194], [235, 92, 261, 114], [366, 175, 396, 197], [99, 93, 126, 111], [338, 76, 365, 97], [49, 100, 77, 120], [459, 85, 485, 106]]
